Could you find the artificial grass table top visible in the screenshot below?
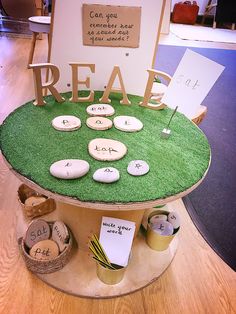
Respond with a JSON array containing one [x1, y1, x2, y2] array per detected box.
[[0, 91, 210, 206]]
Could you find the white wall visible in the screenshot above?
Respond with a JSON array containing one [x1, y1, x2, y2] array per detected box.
[[50, 0, 165, 96], [171, 0, 209, 15]]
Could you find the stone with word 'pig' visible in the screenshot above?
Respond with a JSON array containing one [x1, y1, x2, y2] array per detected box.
[[25, 196, 47, 207], [168, 211, 180, 229], [86, 116, 112, 130], [113, 116, 143, 132], [29, 239, 59, 260], [50, 159, 89, 179], [88, 138, 127, 161], [93, 167, 120, 183], [52, 221, 70, 252], [51, 115, 81, 131], [25, 219, 50, 248], [151, 220, 174, 236], [127, 160, 149, 176], [86, 104, 115, 117], [149, 214, 167, 225]]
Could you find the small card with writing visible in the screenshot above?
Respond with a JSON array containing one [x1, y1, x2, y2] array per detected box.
[[161, 49, 225, 119], [99, 217, 136, 267]]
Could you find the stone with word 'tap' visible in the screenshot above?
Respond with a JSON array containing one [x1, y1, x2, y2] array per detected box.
[[93, 167, 120, 183], [86, 116, 113, 131], [52, 221, 70, 253], [50, 159, 90, 179], [29, 239, 59, 260], [86, 104, 115, 117], [127, 160, 149, 176], [114, 115, 143, 132], [149, 214, 167, 225], [168, 211, 180, 229], [51, 115, 81, 131], [88, 138, 127, 161], [151, 220, 174, 236], [25, 196, 47, 207], [25, 219, 50, 249]]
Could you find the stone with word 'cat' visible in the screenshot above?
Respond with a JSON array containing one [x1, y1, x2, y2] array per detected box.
[[168, 211, 180, 229], [93, 167, 120, 183], [25, 196, 47, 207], [25, 219, 50, 248], [88, 138, 127, 161], [113, 115, 143, 132], [29, 239, 59, 260], [127, 160, 149, 176], [52, 221, 70, 252], [86, 116, 112, 130], [149, 214, 167, 225], [51, 115, 81, 131], [50, 159, 89, 179], [151, 220, 174, 236], [86, 104, 115, 117]]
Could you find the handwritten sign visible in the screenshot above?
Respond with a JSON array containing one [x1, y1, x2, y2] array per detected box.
[[99, 217, 135, 267], [161, 49, 225, 119], [82, 4, 141, 48]]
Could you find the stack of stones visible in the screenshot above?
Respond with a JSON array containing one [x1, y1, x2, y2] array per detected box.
[[24, 219, 70, 261]]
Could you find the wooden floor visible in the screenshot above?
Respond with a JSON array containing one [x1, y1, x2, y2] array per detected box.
[[0, 34, 236, 314]]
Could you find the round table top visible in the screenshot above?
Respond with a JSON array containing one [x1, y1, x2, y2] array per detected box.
[[28, 16, 51, 25], [0, 91, 211, 210]]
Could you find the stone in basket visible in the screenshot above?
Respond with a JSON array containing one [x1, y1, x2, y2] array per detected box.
[[18, 184, 56, 218], [18, 219, 73, 274]]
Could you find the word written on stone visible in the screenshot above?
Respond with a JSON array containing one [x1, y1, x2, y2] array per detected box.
[[25, 219, 50, 248], [94, 145, 118, 155], [88, 138, 127, 161]]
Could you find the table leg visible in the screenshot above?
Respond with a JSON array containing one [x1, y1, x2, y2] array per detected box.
[[28, 32, 38, 68]]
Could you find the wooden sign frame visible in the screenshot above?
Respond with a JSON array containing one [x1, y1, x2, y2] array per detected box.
[[49, 0, 166, 96]]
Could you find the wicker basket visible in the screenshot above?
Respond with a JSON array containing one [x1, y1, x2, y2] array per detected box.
[[18, 222, 73, 274], [18, 184, 56, 219]]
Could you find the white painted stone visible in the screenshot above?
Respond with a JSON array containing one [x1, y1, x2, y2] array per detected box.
[[93, 167, 120, 183], [52, 221, 70, 252], [88, 138, 127, 161], [86, 116, 113, 130], [127, 160, 149, 176], [29, 239, 59, 260], [50, 159, 89, 179], [25, 219, 50, 249], [113, 116, 143, 132], [149, 214, 167, 225], [52, 115, 81, 131], [86, 104, 115, 116], [168, 211, 181, 229], [151, 220, 174, 236]]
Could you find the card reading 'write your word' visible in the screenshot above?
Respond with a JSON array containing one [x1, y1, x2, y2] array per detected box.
[[162, 49, 225, 119], [99, 217, 136, 267]]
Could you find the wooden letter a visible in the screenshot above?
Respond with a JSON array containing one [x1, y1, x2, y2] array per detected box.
[[100, 66, 130, 105]]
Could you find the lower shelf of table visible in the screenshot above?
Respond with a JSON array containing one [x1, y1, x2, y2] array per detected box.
[[33, 233, 178, 298], [17, 207, 178, 298]]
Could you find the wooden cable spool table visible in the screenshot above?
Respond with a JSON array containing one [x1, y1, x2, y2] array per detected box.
[[0, 91, 211, 298]]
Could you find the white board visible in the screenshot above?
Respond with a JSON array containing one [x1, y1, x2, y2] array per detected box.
[[50, 0, 165, 96], [162, 49, 225, 119]]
